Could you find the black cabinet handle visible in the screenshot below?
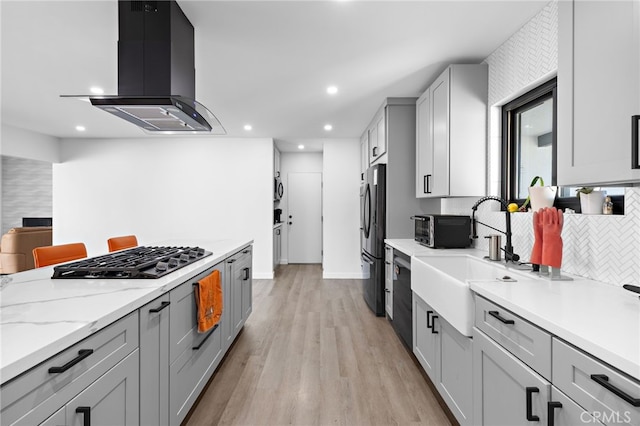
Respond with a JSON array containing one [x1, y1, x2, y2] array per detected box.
[[591, 374, 640, 406], [243, 267, 250, 281], [192, 324, 219, 350], [76, 406, 91, 426], [242, 249, 250, 254], [488, 310, 515, 325], [48, 349, 94, 373], [632, 115, 640, 169], [372, 146, 378, 157], [385, 289, 390, 293], [227, 259, 236, 264], [426, 311, 439, 334], [526, 387, 540, 421], [547, 401, 562, 426], [424, 175, 432, 194], [149, 301, 170, 313]]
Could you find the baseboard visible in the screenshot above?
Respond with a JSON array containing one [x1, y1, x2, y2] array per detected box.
[[322, 272, 364, 279], [253, 272, 274, 279]]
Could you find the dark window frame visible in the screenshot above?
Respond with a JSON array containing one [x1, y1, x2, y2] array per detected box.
[[500, 78, 624, 214]]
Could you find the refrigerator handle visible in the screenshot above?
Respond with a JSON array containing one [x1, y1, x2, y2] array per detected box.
[[361, 254, 374, 265], [632, 115, 640, 169]]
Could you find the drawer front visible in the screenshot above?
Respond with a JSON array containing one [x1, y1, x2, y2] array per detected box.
[[550, 387, 605, 426], [552, 338, 640, 426], [0, 312, 138, 426], [475, 296, 552, 380], [169, 263, 224, 364]]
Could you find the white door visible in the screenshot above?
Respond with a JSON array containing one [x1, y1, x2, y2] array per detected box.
[[287, 172, 322, 263]]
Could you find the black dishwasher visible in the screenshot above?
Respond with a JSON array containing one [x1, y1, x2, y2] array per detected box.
[[391, 251, 412, 350]]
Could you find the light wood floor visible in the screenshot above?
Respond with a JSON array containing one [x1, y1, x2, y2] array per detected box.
[[185, 264, 452, 426]]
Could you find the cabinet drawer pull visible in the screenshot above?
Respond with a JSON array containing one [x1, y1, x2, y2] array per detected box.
[[192, 324, 218, 350], [227, 259, 236, 264], [590, 374, 640, 407], [426, 311, 439, 334], [243, 267, 250, 281], [149, 301, 170, 313], [424, 175, 432, 194], [632, 115, 640, 169], [547, 401, 562, 426], [243, 249, 250, 254], [76, 406, 91, 426], [488, 310, 515, 325], [526, 387, 540, 421], [48, 349, 94, 373], [372, 146, 378, 157]]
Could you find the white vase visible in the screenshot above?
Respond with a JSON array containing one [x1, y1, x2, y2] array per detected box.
[[579, 191, 606, 215], [528, 186, 558, 211]]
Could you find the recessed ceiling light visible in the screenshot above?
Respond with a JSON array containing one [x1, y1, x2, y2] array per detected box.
[[298, 144, 305, 150], [326, 86, 338, 95], [244, 124, 252, 131], [324, 124, 333, 131], [75, 125, 86, 132], [89, 86, 104, 95]]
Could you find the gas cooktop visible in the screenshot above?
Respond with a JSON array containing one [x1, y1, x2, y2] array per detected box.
[[52, 246, 212, 279]]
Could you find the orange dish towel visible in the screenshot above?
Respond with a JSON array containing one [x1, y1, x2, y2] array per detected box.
[[194, 270, 223, 333]]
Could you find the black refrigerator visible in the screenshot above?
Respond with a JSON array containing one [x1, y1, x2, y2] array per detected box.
[[360, 163, 386, 316]]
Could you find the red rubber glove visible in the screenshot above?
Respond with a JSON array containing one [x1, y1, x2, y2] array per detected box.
[[530, 209, 544, 265], [542, 207, 563, 268]]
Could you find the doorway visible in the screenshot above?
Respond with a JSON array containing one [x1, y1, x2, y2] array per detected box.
[[287, 172, 322, 264]]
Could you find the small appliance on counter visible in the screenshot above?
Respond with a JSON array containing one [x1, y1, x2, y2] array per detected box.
[[411, 214, 472, 248], [274, 208, 283, 224]]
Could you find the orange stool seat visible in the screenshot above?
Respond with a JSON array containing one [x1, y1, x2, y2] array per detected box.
[[33, 243, 87, 268], [107, 235, 138, 252]]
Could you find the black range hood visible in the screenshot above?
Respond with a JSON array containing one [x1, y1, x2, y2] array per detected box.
[[89, 0, 224, 134]]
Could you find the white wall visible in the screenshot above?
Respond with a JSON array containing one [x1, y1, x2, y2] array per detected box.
[[278, 152, 323, 264], [54, 137, 274, 278], [323, 139, 361, 278], [1, 124, 61, 163]]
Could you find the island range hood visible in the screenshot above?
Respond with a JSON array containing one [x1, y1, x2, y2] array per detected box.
[[89, 0, 225, 134]]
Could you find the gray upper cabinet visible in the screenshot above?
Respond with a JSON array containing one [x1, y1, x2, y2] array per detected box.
[[369, 107, 387, 164], [360, 130, 369, 179], [558, 0, 640, 185], [416, 64, 487, 198]]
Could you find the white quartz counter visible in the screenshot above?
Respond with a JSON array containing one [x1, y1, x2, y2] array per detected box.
[[397, 238, 640, 381], [0, 238, 252, 384]]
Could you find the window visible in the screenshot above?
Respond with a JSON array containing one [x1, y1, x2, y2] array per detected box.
[[501, 78, 625, 214]]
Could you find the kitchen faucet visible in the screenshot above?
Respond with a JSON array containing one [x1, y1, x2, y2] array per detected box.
[[471, 196, 520, 263]]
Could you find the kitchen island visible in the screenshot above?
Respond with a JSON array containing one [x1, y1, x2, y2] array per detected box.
[[1, 238, 253, 425]]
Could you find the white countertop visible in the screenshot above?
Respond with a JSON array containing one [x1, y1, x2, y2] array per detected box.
[[0, 238, 252, 384], [395, 238, 640, 381]]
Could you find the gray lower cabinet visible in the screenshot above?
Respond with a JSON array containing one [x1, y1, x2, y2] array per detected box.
[[413, 293, 473, 425], [473, 327, 550, 425], [65, 350, 139, 426], [0, 312, 139, 426], [169, 263, 225, 426], [139, 295, 170, 426], [227, 246, 253, 340], [384, 246, 393, 318]]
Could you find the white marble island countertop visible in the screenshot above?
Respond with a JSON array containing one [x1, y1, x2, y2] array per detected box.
[[0, 238, 252, 384]]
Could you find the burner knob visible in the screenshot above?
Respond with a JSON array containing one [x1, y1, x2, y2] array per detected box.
[[156, 261, 168, 272], [168, 258, 179, 268], [179, 254, 190, 262], [197, 248, 205, 256], [189, 250, 198, 258]]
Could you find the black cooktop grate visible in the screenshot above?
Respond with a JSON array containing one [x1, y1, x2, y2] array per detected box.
[[52, 246, 212, 279]]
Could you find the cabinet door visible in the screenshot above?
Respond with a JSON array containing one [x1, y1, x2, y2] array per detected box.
[[384, 246, 393, 318], [228, 257, 244, 338], [376, 110, 386, 158], [360, 130, 369, 179], [139, 295, 170, 426], [273, 229, 278, 270], [368, 118, 379, 164], [413, 294, 439, 381], [239, 248, 253, 321], [66, 350, 139, 426], [438, 318, 473, 426], [549, 387, 605, 426], [473, 328, 550, 426], [558, 0, 640, 185], [416, 88, 433, 197], [430, 68, 450, 197]]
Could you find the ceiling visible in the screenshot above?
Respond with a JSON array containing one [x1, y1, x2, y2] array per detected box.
[[1, 0, 549, 151]]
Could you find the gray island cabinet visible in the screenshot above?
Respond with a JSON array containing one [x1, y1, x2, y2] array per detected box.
[[0, 241, 253, 426]]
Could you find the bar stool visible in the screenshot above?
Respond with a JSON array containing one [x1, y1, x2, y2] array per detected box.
[[33, 243, 87, 268], [107, 235, 138, 252]]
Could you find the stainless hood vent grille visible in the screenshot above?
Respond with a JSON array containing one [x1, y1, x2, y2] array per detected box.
[[83, 0, 225, 134]]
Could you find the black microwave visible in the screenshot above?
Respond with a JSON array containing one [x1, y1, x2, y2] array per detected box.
[[411, 215, 471, 248]]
